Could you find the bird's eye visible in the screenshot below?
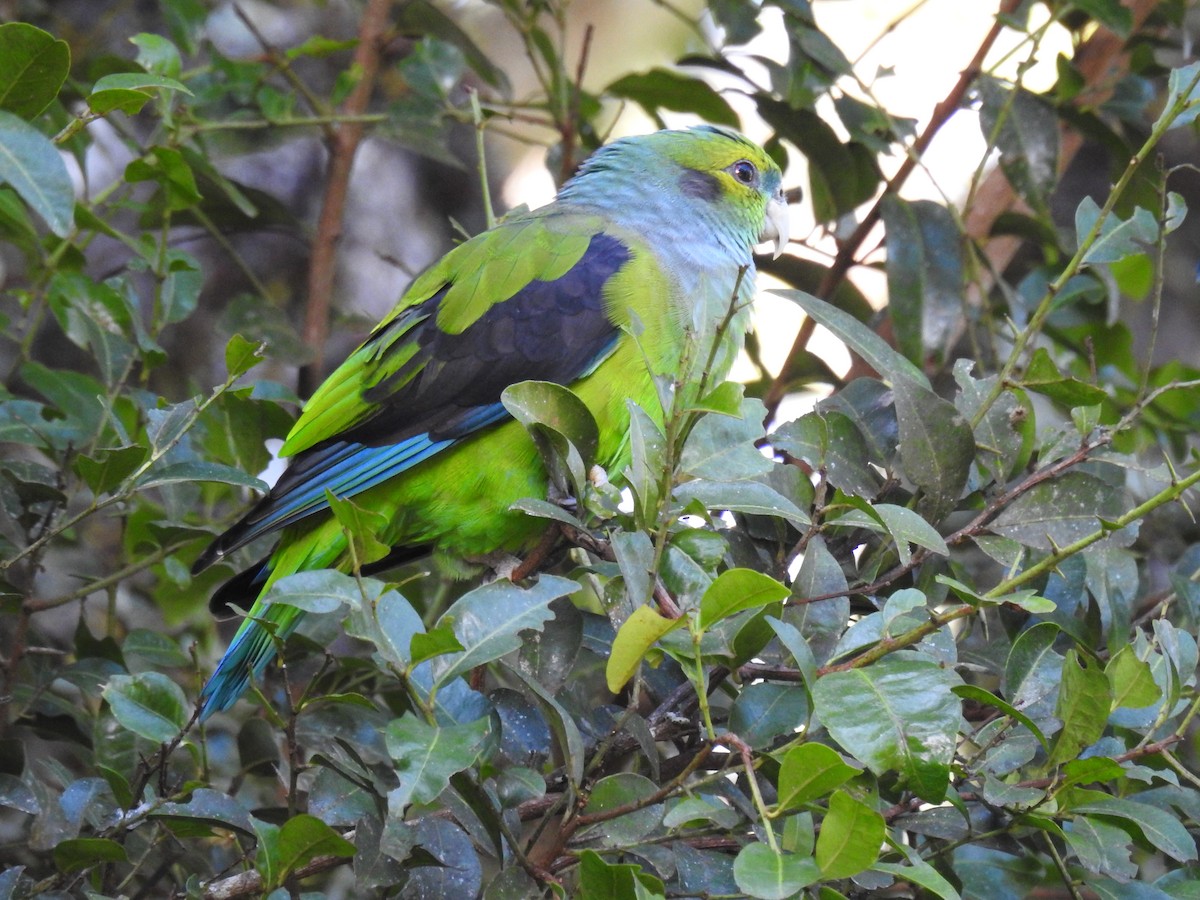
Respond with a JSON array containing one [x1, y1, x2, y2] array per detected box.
[[731, 160, 758, 186]]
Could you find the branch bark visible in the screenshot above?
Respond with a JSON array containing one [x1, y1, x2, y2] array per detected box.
[[298, 0, 395, 396]]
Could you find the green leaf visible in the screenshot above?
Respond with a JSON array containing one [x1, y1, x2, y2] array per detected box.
[[871, 503, 949, 564], [504, 661, 586, 788], [772, 289, 929, 389], [1021, 347, 1107, 407], [674, 479, 810, 528], [577, 848, 665, 899], [990, 471, 1126, 550], [733, 842, 820, 900], [409, 625, 466, 667], [1069, 0, 1132, 35], [74, 444, 146, 495], [1155, 61, 1200, 131], [433, 575, 577, 688], [815, 789, 884, 878], [697, 568, 790, 630], [879, 196, 965, 363], [606, 68, 739, 128], [1104, 644, 1161, 711], [874, 854, 962, 900], [125, 146, 202, 211], [274, 814, 355, 884], [224, 333, 264, 379], [892, 377, 974, 518], [680, 399, 773, 481], [88, 72, 192, 116], [384, 713, 492, 811], [261, 569, 363, 615], [152, 788, 256, 838], [139, 460, 267, 492], [130, 32, 183, 78], [978, 77, 1059, 210], [327, 491, 391, 567], [345, 583, 424, 668], [775, 743, 862, 811], [580, 773, 662, 847], [1064, 816, 1137, 880], [103, 672, 189, 742], [1068, 795, 1198, 863], [759, 100, 881, 223], [607, 605, 682, 693], [0, 22, 70, 119], [502, 380, 599, 499], [952, 684, 1049, 752], [728, 682, 809, 749], [53, 837, 127, 873], [1004, 621, 1064, 719], [1076, 196, 1159, 266], [0, 110, 73, 236], [1047, 650, 1112, 767], [812, 653, 962, 802], [772, 410, 880, 498], [627, 400, 666, 525]]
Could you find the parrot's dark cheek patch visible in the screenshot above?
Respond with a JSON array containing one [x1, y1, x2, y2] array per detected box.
[[679, 169, 721, 202]]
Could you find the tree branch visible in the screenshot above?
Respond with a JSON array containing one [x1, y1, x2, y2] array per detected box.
[[298, 0, 395, 395]]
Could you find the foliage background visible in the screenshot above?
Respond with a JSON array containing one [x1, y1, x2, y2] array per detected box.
[[2, 0, 1200, 897]]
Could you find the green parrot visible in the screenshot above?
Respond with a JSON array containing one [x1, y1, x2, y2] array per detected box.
[[194, 125, 788, 719]]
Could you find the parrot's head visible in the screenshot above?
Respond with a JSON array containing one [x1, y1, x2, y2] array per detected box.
[[561, 125, 790, 259]]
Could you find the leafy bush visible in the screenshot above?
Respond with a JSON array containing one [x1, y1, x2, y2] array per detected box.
[[2, 1, 1200, 897]]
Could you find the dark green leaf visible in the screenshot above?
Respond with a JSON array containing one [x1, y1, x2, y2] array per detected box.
[[0, 22, 70, 119], [433, 575, 577, 687], [674, 479, 810, 527], [1068, 795, 1198, 863], [578, 848, 665, 899], [978, 77, 1059, 210], [152, 788, 256, 838], [990, 471, 1126, 550], [606, 68, 739, 128], [1021, 348, 1107, 407], [892, 377, 973, 518], [53, 837, 127, 873], [384, 713, 492, 810], [728, 682, 809, 749], [880, 196, 965, 363], [812, 653, 961, 802], [74, 445, 146, 495], [275, 814, 355, 882], [772, 410, 880, 498], [1047, 650, 1111, 767], [773, 289, 929, 388], [580, 773, 662, 847]]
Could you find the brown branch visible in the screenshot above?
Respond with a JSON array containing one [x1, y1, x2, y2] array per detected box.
[[763, 0, 1019, 418], [298, 0, 395, 395], [764, 0, 1161, 420]]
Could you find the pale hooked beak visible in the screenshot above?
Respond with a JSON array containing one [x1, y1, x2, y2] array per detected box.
[[759, 193, 790, 259]]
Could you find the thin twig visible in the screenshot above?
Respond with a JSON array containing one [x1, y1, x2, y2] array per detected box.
[[763, 0, 1020, 418]]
